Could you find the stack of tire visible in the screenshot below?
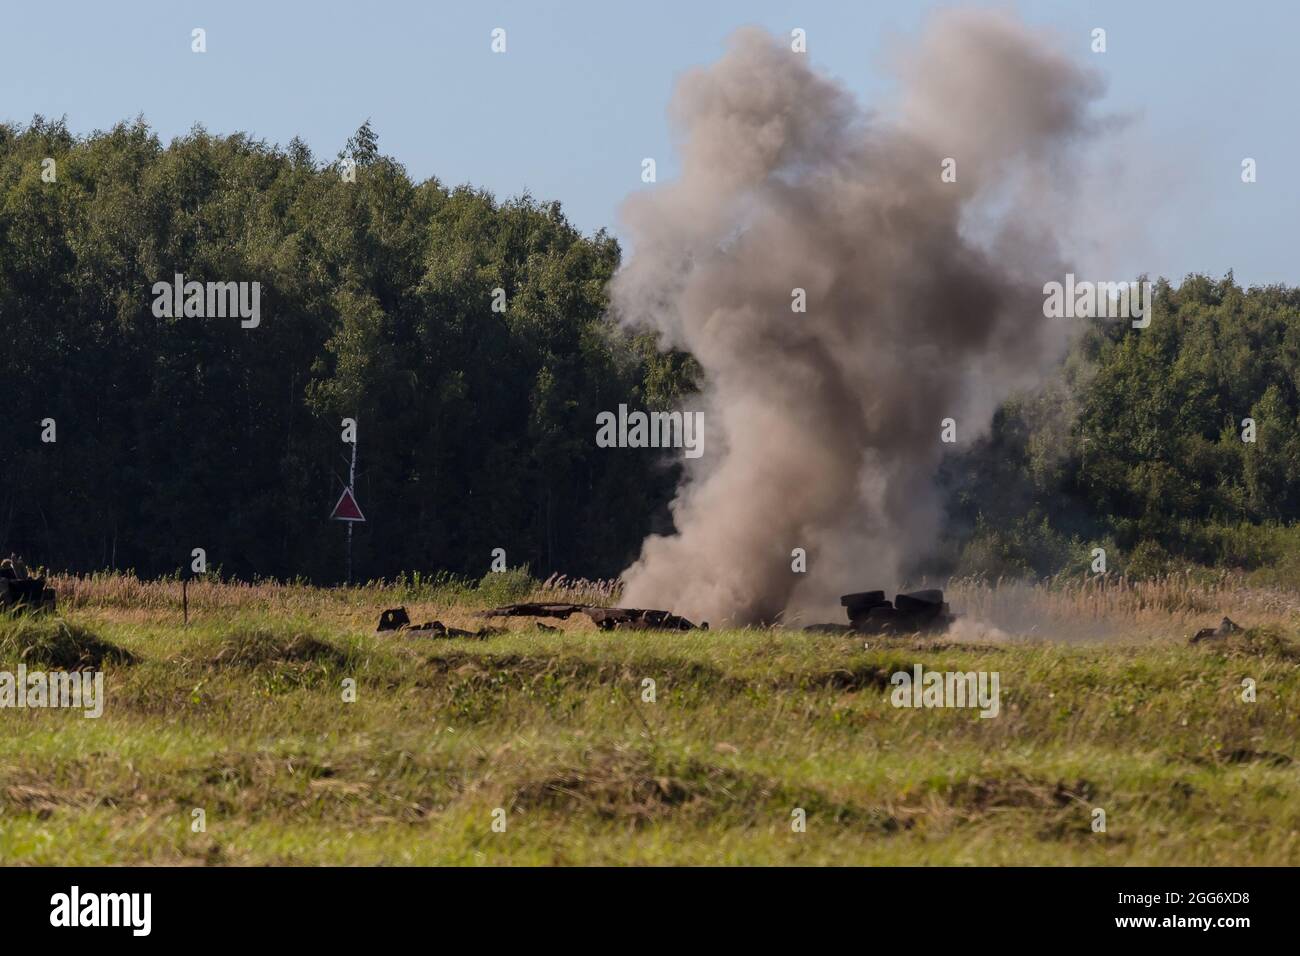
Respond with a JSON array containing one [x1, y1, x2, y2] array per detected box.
[[841, 589, 951, 635]]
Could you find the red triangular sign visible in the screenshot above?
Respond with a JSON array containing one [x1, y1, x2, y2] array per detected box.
[[330, 487, 365, 522]]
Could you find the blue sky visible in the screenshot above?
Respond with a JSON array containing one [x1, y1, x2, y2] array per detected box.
[[2, 0, 1295, 285]]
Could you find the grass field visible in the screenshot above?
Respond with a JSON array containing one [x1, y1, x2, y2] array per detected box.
[[2, 572, 1298, 865]]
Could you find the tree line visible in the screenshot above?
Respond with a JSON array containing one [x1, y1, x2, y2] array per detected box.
[[942, 274, 1300, 579], [1, 117, 694, 581], [3, 117, 1297, 583]]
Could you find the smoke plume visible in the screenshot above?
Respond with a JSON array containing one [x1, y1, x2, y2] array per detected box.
[[613, 11, 1105, 626]]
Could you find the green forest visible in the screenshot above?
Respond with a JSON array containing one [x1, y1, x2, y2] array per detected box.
[[943, 274, 1300, 583], [3, 118, 1298, 583]]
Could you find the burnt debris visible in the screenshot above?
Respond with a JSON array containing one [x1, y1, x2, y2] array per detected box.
[[478, 603, 706, 632], [474, 602, 589, 621], [376, 606, 496, 638], [584, 607, 703, 631], [1189, 617, 1243, 644], [0, 555, 56, 615]]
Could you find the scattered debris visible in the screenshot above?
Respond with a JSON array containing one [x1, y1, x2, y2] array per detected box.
[[479, 603, 706, 631], [805, 589, 954, 636], [477, 602, 590, 620], [376, 607, 412, 631], [1189, 617, 1243, 644], [0, 555, 56, 615], [375, 606, 496, 639], [584, 607, 704, 631]]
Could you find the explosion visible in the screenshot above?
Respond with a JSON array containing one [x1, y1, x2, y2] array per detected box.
[[613, 11, 1105, 625]]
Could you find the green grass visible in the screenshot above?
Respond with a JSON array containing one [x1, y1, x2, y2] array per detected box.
[[1, 600, 1299, 865]]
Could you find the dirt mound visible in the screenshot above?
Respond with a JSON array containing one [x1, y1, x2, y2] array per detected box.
[[513, 756, 696, 820], [509, 748, 775, 823], [799, 664, 896, 692], [425, 652, 730, 689], [0, 619, 136, 669], [209, 628, 350, 670], [510, 747, 901, 831], [941, 772, 1096, 812]]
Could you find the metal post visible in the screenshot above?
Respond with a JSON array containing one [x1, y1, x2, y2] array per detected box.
[[346, 433, 357, 586]]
